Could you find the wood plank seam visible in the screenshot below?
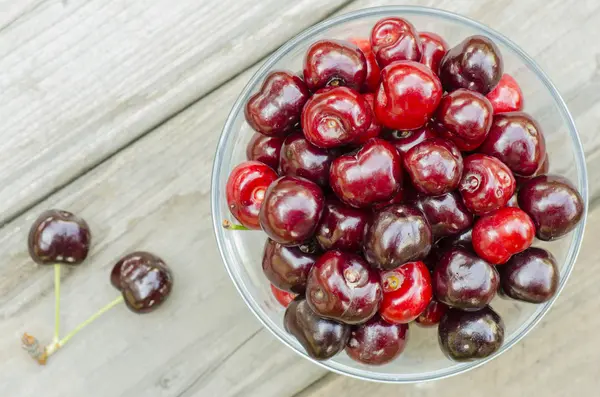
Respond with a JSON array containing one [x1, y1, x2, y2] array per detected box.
[[0, 0, 46, 33]]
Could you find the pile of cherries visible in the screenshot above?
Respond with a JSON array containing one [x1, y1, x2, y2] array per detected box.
[[226, 17, 584, 365]]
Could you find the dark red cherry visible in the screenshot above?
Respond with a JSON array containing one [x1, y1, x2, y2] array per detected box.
[[349, 37, 381, 93], [419, 31, 448, 73], [382, 125, 438, 156], [357, 93, 382, 144], [518, 175, 584, 241], [479, 112, 546, 177], [302, 87, 373, 148], [415, 299, 448, 327], [330, 138, 402, 208], [226, 161, 278, 229], [246, 133, 284, 170], [245, 71, 310, 136], [438, 306, 504, 362], [262, 238, 317, 293], [379, 261, 433, 324], [346, 315, 409, 365], [515, 154, 549, 186], [315, 200, 370, 252], [271, 284, 297, 308], [433, 228, 474, 266], [434, 89, 494, 151], [459, 154, 516, 215], [434, 247, 499, 310], [472, 207, 535, 265], [375, 61, 443, 130], [439, 35, 503, 95], [413, 191, 473, 240], [371, 187, 406, 212], [28, 209, 91, 265], [110, 252, 173, 314], [500, 247, 559, 303], [285, 297, 350, 360], [363, 205, 432, 270], [278, 132, 335, 187], [403, 138, 463, 196], [303, 40, 367, 92], [306, 251, 382, 324], [486, 74, 523, 114], [259, 176, 325, 245], [370, 17, 422, 68]]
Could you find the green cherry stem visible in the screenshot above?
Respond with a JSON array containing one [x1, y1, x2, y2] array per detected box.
[[222, 219, 250, 230], [54, 264, 61, 343]]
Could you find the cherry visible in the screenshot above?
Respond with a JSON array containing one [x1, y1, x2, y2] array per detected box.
[[28, 209, 91, 265], [434, 247, 499, 310], [302, 87, 373, 148], [518, 175, 584, 241], [245, 71, 310, 136], [486, 74, 524, 114], [415, 299, 448, 327], [438, 306, 504, 362], [419, 31, 448, 73], [226, 161, 278, 229], [306, 251, 382, 324], [500, 247, 559, 303], [434, 89, 494, 151], [271, 284, 297, 308], [413, 191, 473, 241], [262, 238, 317, 293], [349, 38, 381, 93], [363, 205, 432, 270], [259, 176, 324, 246], [346, 315, 409, 365], [479, 112, 546, 177], [379, 261, 432, 324], [284, 297, 350, 360], [371, 187, 406, 212], [370, 17, 422, 68], [459, 154, 516, 215], [403, 138, 463, 196], [375, 61, 443, 130], [329, 138, 402, 208], [278, 132, 335, 187], [246, 133, 284, 170], [432, 228, 474, 267], [303, 39, 367, 92], [315, 199, 370, 252], [472, 207, 535, 265], [439, 35, 503, 95], [515, 154, 549, 186], [358, 93, 382, 144], [111, 251, 173, 314], [382, 125, 438, 156]]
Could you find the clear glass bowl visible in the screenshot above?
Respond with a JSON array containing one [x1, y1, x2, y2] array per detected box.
[[211, 6, 588, 383]]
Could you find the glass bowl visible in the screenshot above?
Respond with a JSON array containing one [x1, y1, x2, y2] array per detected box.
[[211, 6, 588, 383]]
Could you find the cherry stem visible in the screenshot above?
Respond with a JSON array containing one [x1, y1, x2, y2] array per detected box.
[[222, 219, 250, 230], [54, 264, 61, 343]]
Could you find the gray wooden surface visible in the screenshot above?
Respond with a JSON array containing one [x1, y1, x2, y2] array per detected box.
[[1, 1, 599, 396]]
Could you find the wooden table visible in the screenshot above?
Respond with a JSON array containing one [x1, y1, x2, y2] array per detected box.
[[1, 1, 599, 396]]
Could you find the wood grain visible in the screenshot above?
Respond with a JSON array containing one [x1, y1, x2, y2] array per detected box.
[[0, 0, 349, 225]]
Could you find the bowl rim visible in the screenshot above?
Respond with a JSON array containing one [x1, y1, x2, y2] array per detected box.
[[211, 5, 588, 384]]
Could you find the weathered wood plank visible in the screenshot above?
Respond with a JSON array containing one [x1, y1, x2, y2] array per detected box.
[[0, 0, 349, 225]]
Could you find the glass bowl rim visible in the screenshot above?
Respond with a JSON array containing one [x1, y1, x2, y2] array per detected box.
[[211, 5, 589, 383]]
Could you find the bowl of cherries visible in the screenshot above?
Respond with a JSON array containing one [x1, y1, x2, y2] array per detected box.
[[211, 6, 587, 382]]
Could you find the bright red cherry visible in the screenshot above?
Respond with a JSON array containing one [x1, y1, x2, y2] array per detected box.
[[370, 17, 422, 68], [382, 125, 437, 156], [375, 61, 443, 130], [245, 71, 310, 136], [302, 87, 373, 148], [262, 238, 317, 293], [459, 154, 515, 215], [419, 31, 448, 73], [357, 93, 382, 144], [246, 133, 284, 170], [278, 132, 335, 187], [303, 39, 367, 92], [346, 315, 409, 365], [271, 284, 297, 308], [259, 176, 325, 245], [315, 199, 370, 252], [226, 161, 278, 229], [434, 89, 494, 151], [349, 38, 381, 93], [379, 261, 433, 324], [329, 138, 402, 208], [479, 112, 546, 177], [472, 207, 535, 265], [486, 74, 524, 114], [403, 138, 463, 196], [415, 299, 448, 327]]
